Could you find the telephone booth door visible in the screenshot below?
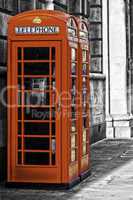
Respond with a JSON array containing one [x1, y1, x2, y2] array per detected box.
[[8, 41, 61, 183]]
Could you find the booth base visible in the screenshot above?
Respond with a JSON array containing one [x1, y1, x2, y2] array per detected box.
[[6, 171, 91, 190], [80, 169, 91, 181], [6, 177, 81, 190]]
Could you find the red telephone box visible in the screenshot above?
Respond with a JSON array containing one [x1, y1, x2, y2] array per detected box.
[[7, 10, 90, 187], [78, 20, 90, 179]]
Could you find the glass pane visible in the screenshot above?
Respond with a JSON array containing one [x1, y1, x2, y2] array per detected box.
[[72, 107, 76, 119], [18, 137, 22, 150], [24, 78, 49, 90], [52, 153, 56, 165], [18, 152, 22, 164], [82, 64, 87, 75], [24, 152, 50, 165], [24, 137, 50, 150], [52, 91, 56, 106], [52, 62, 55, 77], [18, 48, 22, 60], [18, 62, 21, 75], [5, 0, 18, 12], [24, 62, 50, 75], [52, 108, 56, 120], [0, 13, 10, 36], [19, 0, 34, 12], [71, 121, 76, 132], [71, 149, 76, 162], [25, 92, 49, 106], [83, 144, 87, 155], [18, 122, 21, 135], [83, 77, 87, 89], [24, 122, 49, 135], [71, 48, 76, 61], [24, 47, 49, 60], [83, 118, 88, 129], [82, 50, 87, 62], [71, 63, 76, 75], [90, 40, 102, 55], [83, 129, 87, 143], [90, 57, 102, 72], [18, 91, 21, 105], [18, 107, 22, 120], [51, 138, 56, 153], [52, 47, 55, 60], [52, 123, 55, 135], [71, 134, 76, 148], [90, 7, 101, 22], [90, 0, 101, 5], [24, 108, 50, 120], [90, 24, 102, 39], [52, 78, 56, 90]]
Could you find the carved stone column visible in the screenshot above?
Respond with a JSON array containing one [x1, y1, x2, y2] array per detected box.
[[106, 0, 133, 138]]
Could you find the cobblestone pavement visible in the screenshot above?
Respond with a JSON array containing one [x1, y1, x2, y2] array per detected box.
[[1, 139, 133, 200]]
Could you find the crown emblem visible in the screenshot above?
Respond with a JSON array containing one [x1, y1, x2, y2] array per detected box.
[[32, 17, 42, 24]]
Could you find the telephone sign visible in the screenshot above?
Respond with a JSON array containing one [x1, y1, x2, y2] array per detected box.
[[15, 26, 60, 34]]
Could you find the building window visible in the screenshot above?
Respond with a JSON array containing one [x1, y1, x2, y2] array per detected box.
[[89, 0, 103, 73], [68, 0, 89, 17], [18, 0, 36, 12]]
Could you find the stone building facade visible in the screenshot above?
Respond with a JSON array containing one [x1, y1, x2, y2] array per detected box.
[[0, 0, 106, 181]]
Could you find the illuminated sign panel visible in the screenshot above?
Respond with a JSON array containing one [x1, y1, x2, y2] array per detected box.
[[15, 26, 60, 34]]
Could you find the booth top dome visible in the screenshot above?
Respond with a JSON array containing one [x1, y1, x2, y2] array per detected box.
[[8, 10, 76, 25]]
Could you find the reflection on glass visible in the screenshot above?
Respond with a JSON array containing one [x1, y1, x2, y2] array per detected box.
[[83, 77, 87, 90], [83, 129, 87, 143], [71, 63, 76, 75], [71, 135, 76, 148], [83, 144, 87, 155], [24, 78, 49, 90], [52, 138, 56, 153], [71, 121, 76, 132], [82, 50, 87, 62], [71, 48, 76, 61], [52, 79, 56, 91], [25, 91, 49, 106], [82, 64, 87, 75], [24, 107, 50, 120], [71, 149, 76, 162]]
